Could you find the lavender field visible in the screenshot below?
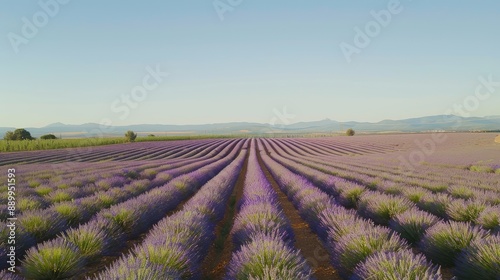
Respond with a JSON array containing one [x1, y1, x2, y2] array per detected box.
[[1, 133, 499, 280]]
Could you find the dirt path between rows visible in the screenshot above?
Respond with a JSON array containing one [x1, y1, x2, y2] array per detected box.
[[201, 147, 249, 279], [256, 143, 340, 280]]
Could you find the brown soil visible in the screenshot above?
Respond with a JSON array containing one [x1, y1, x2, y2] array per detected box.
[[441, 267, 454, 280], [256, 144, 340, 280], [495, 135, 500, 143], [201, 148, 249, 279]]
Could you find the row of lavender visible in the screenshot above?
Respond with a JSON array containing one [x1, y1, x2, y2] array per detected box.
[[283, 137, 395, 156], [284, 138, 499, 193], [3, 138, 227, 192], [0, 140, 243, 277], [225, 139, 312, 279], [0, 139, 224, 166], [0, 138, 233, 249], [0, 139, 233, 217], [261, 138, 499, 279], [258, 139, 442, 279], [90, 142, 248, 279], [268, 139, 500, 231], [1, 136, 497, 279], [277, 138, 500, 236]]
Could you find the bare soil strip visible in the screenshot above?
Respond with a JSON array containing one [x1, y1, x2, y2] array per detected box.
[[201, 148, 249, 279], [256, 144, 340, 280]]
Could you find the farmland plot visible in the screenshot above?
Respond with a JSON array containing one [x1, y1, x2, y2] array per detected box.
[[0, 134, 499, 279]]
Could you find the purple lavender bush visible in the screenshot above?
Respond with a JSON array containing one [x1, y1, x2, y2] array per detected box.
[[448, 185, 475, 200], [419, 221, 489, 266], [337, 182, 366, 208], [446, 199, 487, 223], [225, 233, 312, 280], [22, 239, 85, 280], [402, 186, 432, 204], [231, 202, 293, 249], [0, 270, 25, 280], [17, 209, 67, 242], [357, 191, 415, 225], [389, 208, 440, 244], [454, 234, 500, 280], [417, 193, 452, 218], [91, 258, 182, 280], [63, 223, 110, 261], [477, 205, 500, 232], [351, 249, 442, 280], [332, 227, 408, 277]]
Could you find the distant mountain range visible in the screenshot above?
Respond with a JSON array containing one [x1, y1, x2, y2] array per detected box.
[[1, 115, 499, 138]]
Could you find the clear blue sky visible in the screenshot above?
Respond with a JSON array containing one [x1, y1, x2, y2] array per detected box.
[[1, 0, 499, 127]]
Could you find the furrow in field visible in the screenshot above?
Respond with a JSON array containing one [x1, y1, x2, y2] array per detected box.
[[257, 139, 338, 280]]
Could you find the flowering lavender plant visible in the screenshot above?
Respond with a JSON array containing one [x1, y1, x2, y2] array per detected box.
[[389, 208, 440, 244], [352, 249, 442, 280], [419, 221, 489, 266], [454, 234, 500, 279]]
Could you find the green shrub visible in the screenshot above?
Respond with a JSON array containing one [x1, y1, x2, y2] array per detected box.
[[446, 199, 487, 223], [419, 221, 489, 266], [125, 130, 137, 142], [35, 185, 52, 196], [352, 250, 442, 280], [22, 240, 85, 279], [448, 185, 475, 199], [455, 235, 500, 279], [469, 165, 494, 173], [333, 227, 408, 276], [40, 134, 57, 140], [19, 210, 67, 241], [47, 190, 72, 203], [477, 206, 500, 231], [64, 225, 108, 260]]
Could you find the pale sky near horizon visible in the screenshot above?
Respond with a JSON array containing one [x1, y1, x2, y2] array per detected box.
[[1, 1, 499, 128]]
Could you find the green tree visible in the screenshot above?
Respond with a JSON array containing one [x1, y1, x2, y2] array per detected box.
[[125, 130, 137, 142], [4, 131, 14, 140], [40, 134, 57, 140], [4, 129, 34, 140], [346, 128, 355, 136]]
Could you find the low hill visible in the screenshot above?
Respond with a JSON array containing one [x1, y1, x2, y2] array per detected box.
[[1, 115, 499, 138]]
